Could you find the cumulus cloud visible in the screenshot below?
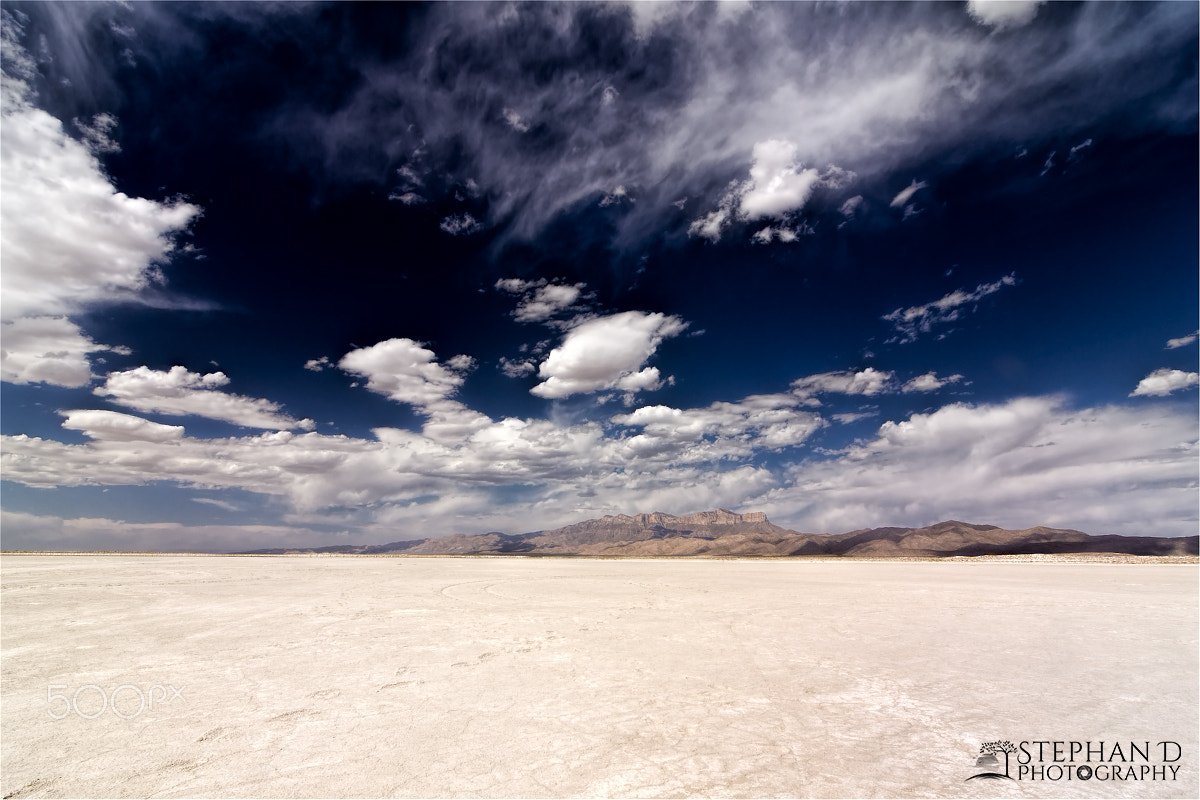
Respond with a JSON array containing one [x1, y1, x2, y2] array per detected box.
[[883, 273, 1017, 343], [445, 354, 477, 373], [6, 391, 1195, 539], [338, 338, 468, 407], [304, 356, 332, 372], [1130, 368, 1200, 397], [531, 311, 688, 399], [791, 368, 893, 398], [1, 316, 115, 387], [1166, 330, 1198, 349], [496, 278, 587, 324], [757, 396, 1198, 537], [0, 15, 199, 391], [966, 1, 1044, 30], [690, 139, 851, 242], [0, 26, 200, 322], [902, 372, 964, 392], [95, 366, 315, 431], [739, 139, 825, 219], [613, 393, 825, 463]]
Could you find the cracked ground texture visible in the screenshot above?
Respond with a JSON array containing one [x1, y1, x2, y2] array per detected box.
[[2, 556, 1196, 798]]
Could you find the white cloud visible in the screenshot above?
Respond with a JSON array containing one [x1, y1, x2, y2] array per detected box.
[[889, 179, 927, 208], [739, 139, 823, 219], [496, 278, 590, 326], [4, 390, 1196, 540], [0, 43, 200, 322], [902, 372, 964, 393], [388, 191, 425, 205], [499, 357, 537, 378], [0, 316, 116, 387], [73, 112, 120, 155], [0, 19, 200, 393], [531, 311, 688, 399], [690, 140, 851, 241], [1130, 368, 1200, 398], [495, 277, 541, 294], [966, 1, 1044, 30], [339, 338, 467, 408], [446, 354, 477, 373], [832, 411, 876, 424], [687, 204, 734, 242], [883, 273, 1017, 343], [791, 368, 893, 398], [613, 393, 825, 463], [757, 396, 1198, 537], [1166, 330, 1198, 349], [751, 225, 808, 245], [512, 282, 585, 323], [61, 409, 185, 443], [281, 2, 1194, 251], [600, 185, 629, 207], [304, 356, 332, 372], [839, 195, 864, 217], [439, 213, 482, 236], [502, 107, 531, 133], [95, 366, 314, 431]]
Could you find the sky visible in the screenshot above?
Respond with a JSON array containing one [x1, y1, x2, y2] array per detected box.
[[1, 1, 1197, 552]]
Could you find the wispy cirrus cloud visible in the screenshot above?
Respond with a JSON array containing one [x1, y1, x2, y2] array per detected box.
[[883, 274, 1017, 344], [227, 1, 1196, 250], [1166, 330, 1198, 349]]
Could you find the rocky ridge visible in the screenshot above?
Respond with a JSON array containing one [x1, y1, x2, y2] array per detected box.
[[237, 510, 1198, 557]]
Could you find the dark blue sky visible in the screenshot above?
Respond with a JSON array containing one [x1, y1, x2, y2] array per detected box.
[[2, 1, 1196, 551]]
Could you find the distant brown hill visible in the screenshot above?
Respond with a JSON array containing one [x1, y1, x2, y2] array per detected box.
[[236, 510, 1198, 557]]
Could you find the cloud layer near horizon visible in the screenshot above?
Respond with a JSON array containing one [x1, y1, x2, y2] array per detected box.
[[4, 378, 1196, 543]]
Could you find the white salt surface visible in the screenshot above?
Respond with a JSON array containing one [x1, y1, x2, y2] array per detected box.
[[2, 556, 1196, 798]]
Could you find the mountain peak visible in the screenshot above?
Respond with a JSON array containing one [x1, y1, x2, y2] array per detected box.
[[677, 509, 770, 525]]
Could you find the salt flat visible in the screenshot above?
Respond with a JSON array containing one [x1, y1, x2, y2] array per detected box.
[[2, 556, 1196, 799]]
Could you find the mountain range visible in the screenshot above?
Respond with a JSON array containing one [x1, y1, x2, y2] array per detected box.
[[237, 509, 1198, 557]]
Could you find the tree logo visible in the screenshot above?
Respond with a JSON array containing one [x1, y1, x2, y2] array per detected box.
[[966, 740, 1017, 782]]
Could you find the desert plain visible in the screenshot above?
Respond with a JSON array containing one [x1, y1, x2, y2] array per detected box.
[[1, 555, 1196, 799]]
